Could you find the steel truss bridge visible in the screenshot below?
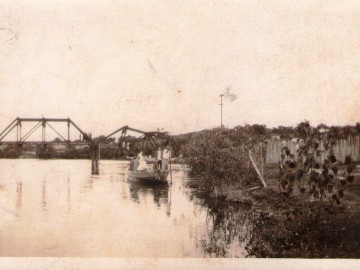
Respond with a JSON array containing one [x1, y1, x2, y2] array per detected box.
[[0, 117, 171, 174], [0, 117, 92, 145]]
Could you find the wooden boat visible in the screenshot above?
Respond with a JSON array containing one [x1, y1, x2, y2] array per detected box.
[[126, 141, 173, 183], [126, 168, 169, 182]]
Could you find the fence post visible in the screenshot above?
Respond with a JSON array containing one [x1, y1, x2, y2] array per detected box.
[[249, 150, 267, 187]]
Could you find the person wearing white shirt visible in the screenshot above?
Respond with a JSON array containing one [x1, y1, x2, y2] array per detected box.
[[162, 146, 171, 171]]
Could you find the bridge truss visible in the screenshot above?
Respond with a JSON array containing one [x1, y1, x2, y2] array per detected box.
[[0, 117, 91, 145], [102, 125, 172, 155]]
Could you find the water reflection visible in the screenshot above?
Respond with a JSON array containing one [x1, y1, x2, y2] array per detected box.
[[193, 199, 251, 257], [67, 177, 71, 212], [193, 192, 360, 258], [91, 160, 99, 175], [129, 181, 169, 203], [16, 181, 23, 210], [41, 178, 47, 210], [128, 181, 171, 215], [82, 175, 95, 191]]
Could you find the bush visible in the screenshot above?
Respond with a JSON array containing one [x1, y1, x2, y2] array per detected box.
[[57, 149, 91, 159], [0, 145, 21, 158], [36, 145, 57, 159], [279, 122, 356, 209], [185, 128, 262, 195]]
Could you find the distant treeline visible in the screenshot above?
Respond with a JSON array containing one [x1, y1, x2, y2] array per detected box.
[[170, 122, 360, 157], [267, 122, 360, 140]]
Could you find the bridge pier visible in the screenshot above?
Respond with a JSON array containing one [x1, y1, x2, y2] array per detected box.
[[90, 143, 100, 175], [91, 159, 99, 175]]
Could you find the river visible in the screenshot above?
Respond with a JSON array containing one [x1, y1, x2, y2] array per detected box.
[[0, 159, 247, 257]]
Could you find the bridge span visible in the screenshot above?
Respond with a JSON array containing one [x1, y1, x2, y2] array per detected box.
[[0, 117, 172, 175], [0, 117, 100, 174], [0, 117, 91, 144]]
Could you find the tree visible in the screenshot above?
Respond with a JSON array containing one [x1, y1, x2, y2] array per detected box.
[[295, 120, 311, 138], [52, 137, 63, 143], [356, 122, 360, 134], [251, 124, 266, 135]]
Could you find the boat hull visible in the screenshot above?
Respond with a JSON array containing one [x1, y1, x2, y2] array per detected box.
[[126, 169, 169, 182]]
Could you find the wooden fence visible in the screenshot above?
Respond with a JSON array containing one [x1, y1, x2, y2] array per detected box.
[[265, 135, 360, 164]]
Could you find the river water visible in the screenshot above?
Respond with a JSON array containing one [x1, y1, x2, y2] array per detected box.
[[0, 159, 247, 257]]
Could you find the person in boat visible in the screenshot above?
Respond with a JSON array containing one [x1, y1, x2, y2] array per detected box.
[[136, 152, 148, 171], [132, 151, 143, 171], [162, 146, 171, 171], [130, 159, 135, 170], [155, 147, 163, 170], [133, 157, 140, 171]]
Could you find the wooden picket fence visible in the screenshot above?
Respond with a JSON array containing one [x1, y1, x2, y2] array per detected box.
[[265, 135, 360, 164]]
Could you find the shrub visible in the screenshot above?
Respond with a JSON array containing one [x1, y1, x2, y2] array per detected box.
[[185, 128, 263, 194], [0, 145, 21, 158], [279, 122, 356, 206]]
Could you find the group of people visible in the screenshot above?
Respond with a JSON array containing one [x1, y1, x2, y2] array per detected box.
[[155, 146, 171, 171], [130, 146, 171, 172]]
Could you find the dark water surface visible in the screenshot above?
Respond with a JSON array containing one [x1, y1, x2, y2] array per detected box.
[[0, 159, 247, 257]]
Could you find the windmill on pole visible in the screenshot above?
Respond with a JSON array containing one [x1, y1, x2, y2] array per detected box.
[[220, 86, 238, 129]]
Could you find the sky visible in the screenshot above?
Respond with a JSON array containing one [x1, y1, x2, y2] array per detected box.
[[1, 0, 360, 139]]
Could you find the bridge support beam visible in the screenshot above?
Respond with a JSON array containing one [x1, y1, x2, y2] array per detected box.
[[67, 120, 70, 142], [41, 120, 46, 142], [17, 121, 19, 142]]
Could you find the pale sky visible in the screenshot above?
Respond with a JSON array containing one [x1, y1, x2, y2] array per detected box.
[[1, 0, 360, 139]]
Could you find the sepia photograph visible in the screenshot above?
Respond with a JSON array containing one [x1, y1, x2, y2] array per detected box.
[[0, 0, 360, 269]]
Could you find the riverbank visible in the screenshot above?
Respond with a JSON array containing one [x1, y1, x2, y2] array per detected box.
[[187, 163, 360, 257], [189, 163, 360, 205]]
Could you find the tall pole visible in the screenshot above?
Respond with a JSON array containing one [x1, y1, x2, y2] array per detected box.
[[220, 94, 224, 129]]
